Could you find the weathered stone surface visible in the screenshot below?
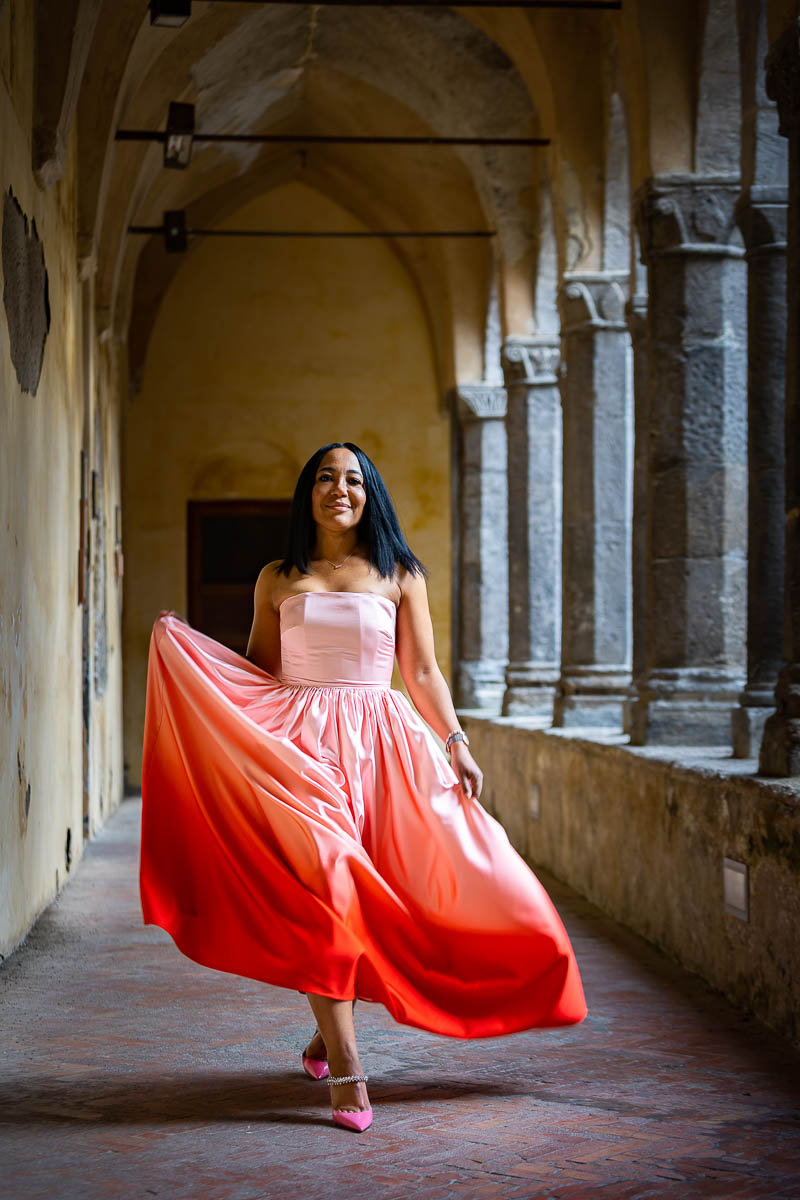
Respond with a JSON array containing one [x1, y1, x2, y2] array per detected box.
[[630, 176, 747, 745], [464, 714, 800, 1047], [732, 191, 787, 757], [555, 273, 632, 728], [761, 21, 800, 775], [501, 338, 561, 716], [623, 292, 648, 737], [454, 384, 508, 711]]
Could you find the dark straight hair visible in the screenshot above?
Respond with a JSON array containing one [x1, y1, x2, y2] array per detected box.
[[278, 442, 427, 580]]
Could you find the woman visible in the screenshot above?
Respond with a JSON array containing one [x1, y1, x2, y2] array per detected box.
[[140, 442, 586, 1135]]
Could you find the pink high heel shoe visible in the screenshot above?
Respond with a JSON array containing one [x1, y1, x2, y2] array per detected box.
[[301, 1030, 329, 1080], [327, 1072, 373, 1132], [301, 1051, 329, 1080]]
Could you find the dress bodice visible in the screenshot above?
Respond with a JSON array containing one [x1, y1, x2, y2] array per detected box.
[[279, 591, 397, 687]]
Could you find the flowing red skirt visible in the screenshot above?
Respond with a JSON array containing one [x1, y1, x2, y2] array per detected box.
[[140, 613, 587, 1038]]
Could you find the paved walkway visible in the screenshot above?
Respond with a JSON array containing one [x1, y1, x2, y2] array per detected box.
[[1, 798, 799, 1200]]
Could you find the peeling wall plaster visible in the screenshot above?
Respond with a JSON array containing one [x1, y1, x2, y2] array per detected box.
[[2, 188, 50, 394]]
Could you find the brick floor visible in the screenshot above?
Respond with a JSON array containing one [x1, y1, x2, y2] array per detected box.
[[1, 797, 799, 1200]]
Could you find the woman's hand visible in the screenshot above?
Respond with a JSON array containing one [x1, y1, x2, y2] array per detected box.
[[449, 741, 483, 801]]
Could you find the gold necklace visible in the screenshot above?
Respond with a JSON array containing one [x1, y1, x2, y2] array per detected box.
[[323, 550, 354, 571]]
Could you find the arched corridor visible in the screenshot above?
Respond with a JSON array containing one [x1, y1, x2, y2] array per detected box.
[[3, 0, 800, 1186]]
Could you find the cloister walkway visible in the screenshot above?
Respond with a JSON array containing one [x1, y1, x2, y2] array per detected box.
[[1, 798, 799, 1200]]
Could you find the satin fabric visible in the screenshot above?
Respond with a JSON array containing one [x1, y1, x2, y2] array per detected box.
[[140, 592, 587, 1038]]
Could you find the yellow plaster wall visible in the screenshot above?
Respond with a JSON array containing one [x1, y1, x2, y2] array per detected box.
[[0, 1, 124, 955], [768, 0, 800, 40], [123, 181, 450, 783]]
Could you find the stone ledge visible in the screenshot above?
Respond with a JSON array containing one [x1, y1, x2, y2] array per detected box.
[[459, 708, 800, 797], [461, 713, 800, 1047]]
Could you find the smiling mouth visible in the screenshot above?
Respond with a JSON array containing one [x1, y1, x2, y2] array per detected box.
[[328, 503, 350, 511]]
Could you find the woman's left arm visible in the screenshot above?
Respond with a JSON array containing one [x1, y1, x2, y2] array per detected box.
[[395, 571, 484, 801]]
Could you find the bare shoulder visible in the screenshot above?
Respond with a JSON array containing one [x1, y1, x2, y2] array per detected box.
[[254, 560, 284, 609], [396, 565, 429, 609]]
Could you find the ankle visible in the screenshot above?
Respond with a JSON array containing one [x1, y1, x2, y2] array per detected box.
[[327, 1054, 363, 1078]]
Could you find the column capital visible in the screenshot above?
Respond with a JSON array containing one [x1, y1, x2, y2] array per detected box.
[[735, 188, 788, 251], [766, 20, 800, 137], [501, 337, 560, 387], [634, 175, 744, 261], [453, 383, 507, 423], [559, 272, 629, 333]]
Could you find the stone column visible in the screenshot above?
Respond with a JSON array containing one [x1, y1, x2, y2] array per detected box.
[[623, 290, 649, 737], [454, 384, 509, 711], [554, 273, 632, 726], [501, 337, 562, 717], [761, 24, 800, 775], [629, 176, 747, 745], [731, 191, 787, 756]]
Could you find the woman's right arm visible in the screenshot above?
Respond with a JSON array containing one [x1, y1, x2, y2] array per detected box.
[[246, 562, 282, 675]]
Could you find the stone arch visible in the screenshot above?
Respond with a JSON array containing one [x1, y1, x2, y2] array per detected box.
[[80, 4, 541, 344], [120, 151, 491, 399], [32, 0, 102, 187]]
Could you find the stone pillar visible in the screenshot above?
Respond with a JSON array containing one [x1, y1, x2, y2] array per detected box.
[[731, 191, 787, 756], [761, 24, 800, 775], [501, 337, 562, 717], [629, 176, 747, 745], [454, 384, 509, 711], [623, 290, 649, 737], [554, 273, 632, 726]]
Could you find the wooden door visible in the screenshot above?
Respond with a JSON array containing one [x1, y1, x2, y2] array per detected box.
[[187, 499, 291, 655]]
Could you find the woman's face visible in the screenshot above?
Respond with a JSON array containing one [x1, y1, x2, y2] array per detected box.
[[311, 448, 367, 536]]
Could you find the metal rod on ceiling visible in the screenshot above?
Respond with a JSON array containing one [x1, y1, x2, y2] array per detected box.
[[201, 1, 621, 7], [128, 225, 496, 237], [116, 131, 550, 146]]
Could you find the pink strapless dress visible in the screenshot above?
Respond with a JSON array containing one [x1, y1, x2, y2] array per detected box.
[[140, 592, 587, 1037]]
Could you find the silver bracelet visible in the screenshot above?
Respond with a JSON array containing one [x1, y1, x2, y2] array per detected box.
[[445, 730, 469, 753]]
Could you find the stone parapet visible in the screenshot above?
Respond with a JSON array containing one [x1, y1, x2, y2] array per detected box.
[[463, 713, 800, 1048]]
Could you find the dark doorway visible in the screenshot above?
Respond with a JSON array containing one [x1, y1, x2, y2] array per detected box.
[[187, 499, 291, 655]]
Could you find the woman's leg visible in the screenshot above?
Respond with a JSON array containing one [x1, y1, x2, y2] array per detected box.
[[306, 994, 369, 1114], [303, 998, 356, 1059]]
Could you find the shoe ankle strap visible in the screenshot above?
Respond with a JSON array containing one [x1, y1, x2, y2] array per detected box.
[[326, 1073, 368, 1086]]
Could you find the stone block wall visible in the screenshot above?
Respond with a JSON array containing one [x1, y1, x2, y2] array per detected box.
[[463, 716, 800, 1046]]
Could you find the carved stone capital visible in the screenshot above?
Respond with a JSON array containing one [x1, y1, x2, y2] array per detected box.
[[735, 189, 789, 251], [766, 20, 800, 138], [559, 272, 628, 333], [454, 383, 507, 422], [501, 337, 560, 387], [634, 176, 744, 261]]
